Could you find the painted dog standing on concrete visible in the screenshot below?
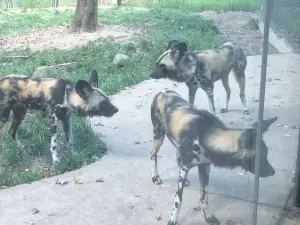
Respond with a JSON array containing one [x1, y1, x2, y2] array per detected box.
[[150, 90, 276, 225], [0, 70, 118, 163], [150, 40, 250, 115]]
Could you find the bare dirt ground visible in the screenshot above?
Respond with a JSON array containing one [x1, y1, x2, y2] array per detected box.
[[1, 9, 277, 55], [0, 23, 143, 52], [198, 11, 278, 55]]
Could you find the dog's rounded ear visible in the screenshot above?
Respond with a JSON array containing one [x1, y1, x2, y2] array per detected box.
[[75, 80, 93, 100], [167, 40, 180, 49], [170, 42, 187, 61], [89, 70, 99, 88], [176, 42, 187, 53]]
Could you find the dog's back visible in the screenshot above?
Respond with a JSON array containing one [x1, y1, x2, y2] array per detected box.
[[151, 90, 226, 145], [195, 42, 246, 77], [0, 74, 72, 110]]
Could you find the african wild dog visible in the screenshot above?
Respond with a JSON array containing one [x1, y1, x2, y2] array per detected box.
[[0, 70, 118, 163], [150, 90, 276, 225], [150, 40, 250, 115]]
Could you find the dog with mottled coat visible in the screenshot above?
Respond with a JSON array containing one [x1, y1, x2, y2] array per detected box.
[[150, 40, 250, 115], [150, 90, 276, 225], [0, 70, 118, 163]]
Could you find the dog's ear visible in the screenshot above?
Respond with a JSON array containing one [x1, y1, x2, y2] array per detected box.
[[75, 80, 94, 100], [89, 70, 99, 88], [171, 42, 187, 61], [251, 117, 278, 134], [166, 40, 180, 49], [238, 116, 277, 151]]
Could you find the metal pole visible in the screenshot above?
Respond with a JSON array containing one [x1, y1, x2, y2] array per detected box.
[[252, 1, 274, 225], [294, 126, 300, 207]]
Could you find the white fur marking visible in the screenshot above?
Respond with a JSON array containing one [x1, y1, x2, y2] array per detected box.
[[15, 133, 24, 148]]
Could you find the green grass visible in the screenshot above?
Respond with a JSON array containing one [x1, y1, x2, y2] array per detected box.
[[0, 7, 223, 187], [0, 8, 74, 37], [123, 0, 259, 12]]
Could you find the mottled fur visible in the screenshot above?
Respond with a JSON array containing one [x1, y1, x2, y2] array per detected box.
[[0, 70, 118, 163], [150, 40, 249, 115], [150, 90, 276, 225]]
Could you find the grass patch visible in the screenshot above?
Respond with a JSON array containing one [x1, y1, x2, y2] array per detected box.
[[0, 8, 74, 37], [0, 7, 222, 187], [123, 0, 259, 12]]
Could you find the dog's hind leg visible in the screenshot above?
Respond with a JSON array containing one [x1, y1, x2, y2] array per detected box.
[[167, 164, 190, 225], [62, 116, 74, 151], [204, 87, 216, 115], [150, 108, 165, 185], [187, 84, 198, 105], [9, 107, 26, 148], [233, 54, 249, 115], [195, 163, 220, 225], [0, 108, 10, 131], [50, 111, 60, 163], [151, 128, 165, 185], [220, 75, 231, 113]]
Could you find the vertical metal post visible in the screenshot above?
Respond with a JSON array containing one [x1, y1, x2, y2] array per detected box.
[[252, 1, 274, 225], [294, 126, 300, 207]]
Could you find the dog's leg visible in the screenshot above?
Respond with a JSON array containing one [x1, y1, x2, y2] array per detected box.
[[50, 111, 60, 163], [176, 149, 189, 187], [167, 165, 190, 225], [195, 163, 220, 225], [62, 116, 74, 151], [236, 72, 249, 115], [0, 108, 10, 131], [233, 56, 249, 115], [204, 87, 216, 115], [9, 108, 26, 148], [188, 85, 198, 105], [220, 75, 231, 113], [151, 124, 165, 185]]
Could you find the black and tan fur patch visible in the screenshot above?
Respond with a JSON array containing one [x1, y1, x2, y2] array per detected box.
[[150, 40, 250, 115], [150, 90, 276, 225], [0, 70, 119, 163]]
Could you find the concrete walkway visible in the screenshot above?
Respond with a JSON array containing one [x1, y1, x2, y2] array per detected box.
[[0, 54, 300, 225]]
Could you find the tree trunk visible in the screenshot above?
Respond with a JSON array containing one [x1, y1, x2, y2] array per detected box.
[[5, 0, 13, 8], [68, 0, 98, 33], [52, 0, 59, 8]]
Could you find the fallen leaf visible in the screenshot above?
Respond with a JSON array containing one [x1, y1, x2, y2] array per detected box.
[[292, 126, 298, 129], [156, 215, 162, 222], [74, 179, 83, 185], [48, 213, 55, 216], [113, 126, 118, 129], [31, 208, 39, 214], [148, 207, 154, 210], [274, 78, 282, 81], [193, 207, 201, 211], [134, 194, 141, 198], [96, 178, 104, 183], [285, 134, 291, 137], [135, 141, 140, 145], [0, 186, 8, 189], [129, 206, 135, 209]]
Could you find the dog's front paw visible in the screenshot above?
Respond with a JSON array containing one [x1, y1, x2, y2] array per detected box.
[[152, 175, 162, 185], [242, 109, 250, 115], [220, 108, 228, 113]]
